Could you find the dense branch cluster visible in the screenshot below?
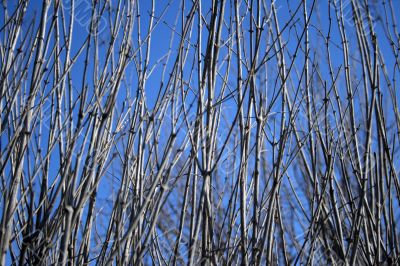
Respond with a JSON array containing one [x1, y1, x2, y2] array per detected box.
[[0, 0, 399, 265]]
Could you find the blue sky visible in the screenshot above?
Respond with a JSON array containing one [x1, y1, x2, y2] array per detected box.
[[1, 0, 400, 263]]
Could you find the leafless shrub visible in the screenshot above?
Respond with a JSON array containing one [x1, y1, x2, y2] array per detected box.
[[0, 0, 399, 265]]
